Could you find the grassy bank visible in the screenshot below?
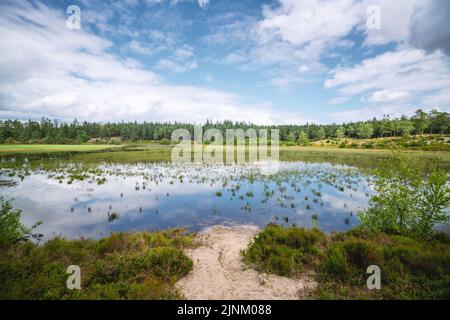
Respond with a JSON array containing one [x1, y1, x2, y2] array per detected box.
[[0, 228, 196, 299], [1, 144, 449, 171], [243, 224, 450, 299], [305, 135, 450, 152], [0, 144, 124, 157], [279, 146, 450, 170]]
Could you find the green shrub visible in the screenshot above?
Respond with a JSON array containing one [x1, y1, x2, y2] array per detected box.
[[133, 247, 193, 281], [321, 246, 349, 279], [0, 197, 42, 250], [0, 227, 195, 300], [359, 154, 450, 237], [342, 239, 383, 269], [245, 225, 450, 300], [243, 224, 325, 276]]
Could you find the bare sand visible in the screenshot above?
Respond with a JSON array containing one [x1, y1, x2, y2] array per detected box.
[[176, 225, 317, 300]]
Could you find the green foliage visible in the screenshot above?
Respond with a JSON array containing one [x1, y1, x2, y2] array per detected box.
[[359, 155, 450, 237], [0, 228, 195, 300], [1, 110, 449, 144], [0, 197, 42, 249], [245, 225, 450, 299], [356, 123, 374, 139], [316, 127, 326, 140], [316, 231, 450, 299], [243, 224, 325, 276], [335, 127, 345, 139], [132, 247, 193, 281], [298, 130, 310, 146]]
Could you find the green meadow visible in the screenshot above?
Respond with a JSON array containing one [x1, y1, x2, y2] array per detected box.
[[0, 144, 123, 155], [1, 143, 449, 169]]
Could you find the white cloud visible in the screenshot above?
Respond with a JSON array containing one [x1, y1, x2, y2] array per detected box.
[[243, 0, 365, 87], [329, 97, 350, 105], [257, 0, 364, 48], [156, 58, 198, 73], [207, 0, 448, 93], [325, 49, 450, 108], [0, 0, 303, 125], [174, 48, 194, 59], [362, 0, 426, 46], [156, 45, 198, 73], [367, 90, 412, 104], [128, 39, 154, 55], [422, 90, 450, 111], [256, 0, 430, 49]]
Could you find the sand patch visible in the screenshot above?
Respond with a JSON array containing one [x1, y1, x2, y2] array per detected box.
[[176, 225, 317, 300]]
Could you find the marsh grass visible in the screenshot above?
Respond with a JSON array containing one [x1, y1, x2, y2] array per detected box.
[[243, 224, 325, 277], [1, 144, 449, 171], [243, 224, 450, 299], [0, 229, 196, 300]]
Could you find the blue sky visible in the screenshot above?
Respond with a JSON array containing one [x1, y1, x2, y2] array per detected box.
[[0, 0, 449, 124]]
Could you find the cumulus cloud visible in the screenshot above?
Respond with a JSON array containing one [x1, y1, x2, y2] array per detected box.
[[409, 0, 450, 56], [219, 0, 431, 88], [256, 0, 428, 48], [325, 49, 450, 112], [367, 90, 412, 104], [257, 0, 364, 48], [251, 0, 364, 85], [362, 0, 425, 46], [0, 0, 302, 124]]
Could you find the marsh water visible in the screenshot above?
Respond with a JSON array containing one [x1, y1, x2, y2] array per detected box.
[[0, 159, 378, 240]]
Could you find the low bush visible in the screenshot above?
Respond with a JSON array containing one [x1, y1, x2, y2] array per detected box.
[[244, 224, 450, 299], [0, 200, 196, 300], [243, 224, 325, 277]]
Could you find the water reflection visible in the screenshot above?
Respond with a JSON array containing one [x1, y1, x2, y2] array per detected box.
[[0, 162, 375, 240]]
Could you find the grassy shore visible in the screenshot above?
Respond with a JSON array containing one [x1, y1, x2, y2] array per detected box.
[[0, 229, 196, 299], [279, 146, 450, 169], [306, 134, 450, 152], [0, 144, 123, 155], [2, 224, 449, 300], [1, 143, 448, 170], [243, 224, 450, 299]]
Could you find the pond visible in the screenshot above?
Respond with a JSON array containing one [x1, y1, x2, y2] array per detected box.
[[0, 161, 376, 240]]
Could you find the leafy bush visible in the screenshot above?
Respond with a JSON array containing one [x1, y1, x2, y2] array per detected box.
[[243, 224, 325, 276], [132, 247, 192, 281], [316, 232, 450, 299], [0, 227, 195, 300], [321, 246, 349, 279], [0, 197, 42, 250], [244, 225, 450, 299], [359, 155, 450, 237]]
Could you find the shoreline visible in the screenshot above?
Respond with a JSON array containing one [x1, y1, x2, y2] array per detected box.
[[175, 225, 317, 300]]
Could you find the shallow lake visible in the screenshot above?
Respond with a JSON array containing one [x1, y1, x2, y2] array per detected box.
[[0, 161, 378, 239]]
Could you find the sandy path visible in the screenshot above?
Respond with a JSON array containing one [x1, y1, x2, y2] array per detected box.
[[176, 225, 316, 300]]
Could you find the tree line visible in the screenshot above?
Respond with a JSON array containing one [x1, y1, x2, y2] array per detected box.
[[0, 109, 449, 144]]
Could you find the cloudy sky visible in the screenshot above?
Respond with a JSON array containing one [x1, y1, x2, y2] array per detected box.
[[0, 0, 449, 124]]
